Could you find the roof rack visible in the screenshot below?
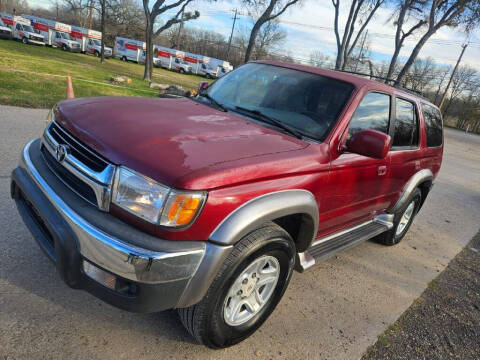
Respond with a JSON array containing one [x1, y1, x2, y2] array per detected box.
[[334, 69, 425, 98]]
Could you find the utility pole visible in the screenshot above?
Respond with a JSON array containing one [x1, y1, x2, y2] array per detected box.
[[88, 0, 94, 30], [353, 29, 368, 72], [225, 9, 238, 61], [439, 44, 468, 111]]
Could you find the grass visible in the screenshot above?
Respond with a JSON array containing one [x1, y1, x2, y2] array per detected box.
[[0, 39, 211, 108]]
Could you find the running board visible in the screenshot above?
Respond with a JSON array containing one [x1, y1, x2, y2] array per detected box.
[[296, 215, 394, 272]]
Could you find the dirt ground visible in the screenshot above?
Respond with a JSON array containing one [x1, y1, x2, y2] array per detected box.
[[0, 106, 479, 360], [362, 230, 480, 360]]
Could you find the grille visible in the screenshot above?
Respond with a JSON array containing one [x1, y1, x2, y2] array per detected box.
[[41, 145, 97, 205], [48, 122, 108, 172]]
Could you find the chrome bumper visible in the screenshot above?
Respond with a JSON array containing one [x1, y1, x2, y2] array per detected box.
[[18, 140, 205, 285]]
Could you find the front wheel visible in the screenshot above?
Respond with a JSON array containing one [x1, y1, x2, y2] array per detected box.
[[22, 37, 28, 44], [61, 44, 67, 51], [94, 51, 100, 57], [178, 222, 295, 348]]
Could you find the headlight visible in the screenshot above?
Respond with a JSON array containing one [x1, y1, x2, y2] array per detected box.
[[45, 105, 55, 127], [112, 166, 206, 227]]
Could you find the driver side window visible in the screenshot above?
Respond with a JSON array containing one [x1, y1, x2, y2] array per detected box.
[[348, 92, 391, 138]]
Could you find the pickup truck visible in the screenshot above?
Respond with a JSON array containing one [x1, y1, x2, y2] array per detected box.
[[11, 61, 443, 349]]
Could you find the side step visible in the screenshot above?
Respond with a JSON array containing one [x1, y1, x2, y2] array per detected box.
[[296, 215, 394, 272]]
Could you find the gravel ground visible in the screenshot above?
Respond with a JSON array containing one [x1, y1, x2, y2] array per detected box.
[[362, 230, 480, 360], [0, 105, 479, 360]]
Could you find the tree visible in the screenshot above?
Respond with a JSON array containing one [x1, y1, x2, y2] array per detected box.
[[396, 0, 480, 84], [309, 51, 332, 68], [331, 0, 384, 70], [243, 0, 301, 63], [142, 0, 199, 82], [385, 0, 427, 81]]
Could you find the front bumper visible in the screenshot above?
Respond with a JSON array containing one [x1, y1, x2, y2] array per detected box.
[[28, 39, 45, 45], [11, 139, 231, 312]]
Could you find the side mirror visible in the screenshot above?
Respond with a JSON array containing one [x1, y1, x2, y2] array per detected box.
[[346, 129, 391, 159], [198, 81, 209, 93]]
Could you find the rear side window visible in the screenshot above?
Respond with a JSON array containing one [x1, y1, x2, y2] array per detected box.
[[348, 92, 390, 137], [422, 103, 443, 147], [393, 98, 418, 147]]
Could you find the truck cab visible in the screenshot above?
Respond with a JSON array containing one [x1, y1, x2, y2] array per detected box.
[[86, 38, 112, 58], [11, 61, 443, 349], [13, 17, 44, 45]]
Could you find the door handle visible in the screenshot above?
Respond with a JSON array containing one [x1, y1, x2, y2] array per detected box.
[[377, 165, 387, 176]]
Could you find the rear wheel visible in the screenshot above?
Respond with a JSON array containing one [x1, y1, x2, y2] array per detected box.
[[375, 188, 422, 246], [121, 56, 127, 62], [178, 222, 295, 348]]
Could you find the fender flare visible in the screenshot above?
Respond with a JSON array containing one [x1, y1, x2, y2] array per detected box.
[[390, 169, 433, 214], [209, 190, 319, 251]]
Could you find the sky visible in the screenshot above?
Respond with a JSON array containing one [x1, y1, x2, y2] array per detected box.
[[27, 0, 480, 71]]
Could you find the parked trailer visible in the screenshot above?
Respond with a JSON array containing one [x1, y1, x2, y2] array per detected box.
[[115, 37, 146, 63], [22, 14, 81, 52], [9, 15, 44, 45], [71, 26, 112, 57]]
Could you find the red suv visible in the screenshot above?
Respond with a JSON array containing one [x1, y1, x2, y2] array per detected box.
[[11, 61, 443, 348]]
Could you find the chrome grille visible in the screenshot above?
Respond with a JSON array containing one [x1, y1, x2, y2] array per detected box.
[[42, 121, 115, 211]]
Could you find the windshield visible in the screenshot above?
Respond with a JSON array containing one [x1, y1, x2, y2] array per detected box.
[[22, 24, 34, 32], [206, 63, 355, 141], [60, 32, 71, 40]]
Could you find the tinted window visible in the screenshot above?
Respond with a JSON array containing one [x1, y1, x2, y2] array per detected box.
[[348, 92, 390, 137], [207, 63, 355, 141], [423, 103, 443, 147], [393, 98, 418, 147]]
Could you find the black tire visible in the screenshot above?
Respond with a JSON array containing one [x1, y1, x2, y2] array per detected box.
[[94, 51, 100, 57], [22, 37, 28, 44], [122, 56, 127, 62], [178, 222, 295, 349], [206, 73, 211, 79], [180, 68, 185, 74], [62, 44, 67, 51], [375, 188, 422, 246]]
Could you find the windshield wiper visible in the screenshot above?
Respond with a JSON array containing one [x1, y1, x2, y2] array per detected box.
[[234, 106, 304, 139], [198, 93, 228, 112]]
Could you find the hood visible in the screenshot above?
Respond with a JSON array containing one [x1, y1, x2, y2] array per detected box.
[[54, 97, 316, 190]]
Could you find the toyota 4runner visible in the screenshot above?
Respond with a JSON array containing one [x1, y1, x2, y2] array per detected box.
[[11, 61, 443, 348]]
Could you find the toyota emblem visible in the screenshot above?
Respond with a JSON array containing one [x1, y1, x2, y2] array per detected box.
[[55, 144, 69, 163]]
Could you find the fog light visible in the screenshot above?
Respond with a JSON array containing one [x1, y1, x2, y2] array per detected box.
[[83, 260, 116, 290]]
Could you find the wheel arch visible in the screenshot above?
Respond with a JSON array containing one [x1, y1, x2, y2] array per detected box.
[[209, 190, 319, 253], [390, 169, 433, 214]]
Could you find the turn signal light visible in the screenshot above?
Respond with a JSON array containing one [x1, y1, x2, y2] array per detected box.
[[167, 194, 202, 226]]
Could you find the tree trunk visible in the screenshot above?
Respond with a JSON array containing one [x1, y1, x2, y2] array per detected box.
[[396, 31, 434, 84], [143, 18, 154, 82], [100, 0, 105, 64], [386, 46, 401, 81], [244, 20, 262, 63]]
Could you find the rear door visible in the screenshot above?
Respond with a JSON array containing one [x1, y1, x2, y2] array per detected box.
[[387, 95, 423, 202], [320, 90, 395, 236]]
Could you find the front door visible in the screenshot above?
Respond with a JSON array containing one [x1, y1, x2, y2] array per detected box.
[[318, 91, 396, 237]]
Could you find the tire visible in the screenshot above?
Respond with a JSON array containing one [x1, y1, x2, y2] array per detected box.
[[180, 68, 185, 74], [62, 44, 67, 51], [122, 56, 127, 62], [94, 51, 100, 57], [375, 188, 422, 246], [178, 222, 295, 349], [206, 73, 211, 79], [22, 37, 28, 44]]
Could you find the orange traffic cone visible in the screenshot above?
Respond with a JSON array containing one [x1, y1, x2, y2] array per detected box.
[[66, 76, 75, 99]]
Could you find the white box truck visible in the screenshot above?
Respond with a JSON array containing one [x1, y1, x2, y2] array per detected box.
[[10, 15, 44, 45], [71, 26, 112, 57], [22, 15, 81, 52], [152, 46, 192, 73], [0, 16, 12, 39], [115, 37, 146, 63]]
